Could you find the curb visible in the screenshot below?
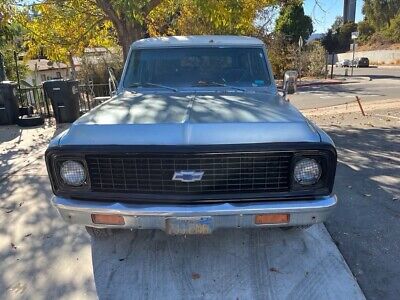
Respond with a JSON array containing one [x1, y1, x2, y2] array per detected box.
[[297, 76, 371, 87], [298, 80, 349, 87], [277, 76, 371, 88]]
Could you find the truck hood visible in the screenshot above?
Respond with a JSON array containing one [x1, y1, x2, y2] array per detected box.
[[58, 91, 320, 146]]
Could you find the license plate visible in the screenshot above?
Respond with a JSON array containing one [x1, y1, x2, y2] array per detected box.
[[166, 216, 213, 235]]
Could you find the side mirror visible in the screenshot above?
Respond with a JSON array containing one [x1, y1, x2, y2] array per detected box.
[[283, 70, 298, 98], [108, 67, 118, 96]]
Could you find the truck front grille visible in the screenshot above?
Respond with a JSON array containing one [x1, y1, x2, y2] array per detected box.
[[86, 152, 292, 195]]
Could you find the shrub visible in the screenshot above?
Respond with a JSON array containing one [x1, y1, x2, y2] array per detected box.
[[382, 13, 400, 43], [304, 42, 326, 77]]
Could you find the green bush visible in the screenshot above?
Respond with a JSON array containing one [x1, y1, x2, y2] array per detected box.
[[382, 13, 400, 43], [304, 42, 326, 77]]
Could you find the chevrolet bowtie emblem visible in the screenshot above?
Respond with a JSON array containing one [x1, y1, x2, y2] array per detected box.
[[172, 170, 204, 182]]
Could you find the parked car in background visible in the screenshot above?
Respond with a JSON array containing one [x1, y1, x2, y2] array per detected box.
[[354, 57, 369, 68], [336, 59, 351, 67], [45, 35, 337, 237]]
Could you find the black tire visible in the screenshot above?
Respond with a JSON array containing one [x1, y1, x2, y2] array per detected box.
[[17, 115, 44, 127], [85, 226, 116, 239], [280, 224, 313, 231]]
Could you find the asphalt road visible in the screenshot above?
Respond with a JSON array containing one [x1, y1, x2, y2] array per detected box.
[[290, 67, 400, 110]]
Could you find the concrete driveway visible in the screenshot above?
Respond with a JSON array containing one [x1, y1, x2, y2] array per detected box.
[[92, 225, 362, 300]]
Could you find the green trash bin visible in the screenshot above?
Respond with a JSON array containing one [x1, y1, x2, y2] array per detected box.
[[0, 81, 19, 125], [43, 79, 80, 123]]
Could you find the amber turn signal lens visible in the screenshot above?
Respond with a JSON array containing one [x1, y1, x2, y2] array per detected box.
[[255, 213, 290, 225], [91, 214, 125, 225]]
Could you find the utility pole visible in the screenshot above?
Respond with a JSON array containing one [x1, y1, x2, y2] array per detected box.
[[351, 31, 359, 76], [325, 51, 328, 79]]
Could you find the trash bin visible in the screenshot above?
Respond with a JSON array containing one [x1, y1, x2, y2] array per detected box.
[[0, 81, 19, 125], [43, 79, 80, 123]]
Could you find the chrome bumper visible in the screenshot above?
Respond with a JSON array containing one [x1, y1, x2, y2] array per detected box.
[[52, 195, 337, 233]]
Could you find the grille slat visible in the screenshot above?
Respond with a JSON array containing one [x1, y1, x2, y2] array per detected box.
[[86, 152, 292, 195]]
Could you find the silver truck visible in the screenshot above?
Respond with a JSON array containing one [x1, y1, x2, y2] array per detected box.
[[45, 35, 337, 237]]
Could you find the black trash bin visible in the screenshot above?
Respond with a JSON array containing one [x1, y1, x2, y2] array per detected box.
[[0, 81, 19, 125], [43, 79, 80, 123]]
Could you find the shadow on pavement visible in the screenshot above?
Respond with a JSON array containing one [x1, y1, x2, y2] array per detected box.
[[91, 225, 363, 300], [368, 74, 400, 80], [325, 126, 400, 300], [0, 120, 68, 179], [0, 122, 95, 299]]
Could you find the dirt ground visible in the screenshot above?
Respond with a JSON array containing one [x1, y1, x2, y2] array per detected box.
[[303, 98, 400, 127]]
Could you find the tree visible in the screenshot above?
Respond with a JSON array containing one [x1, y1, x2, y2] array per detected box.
[[321, 29, 338, 53], [331, 16, 343, 32], [382, 12, 400, 43], [304, 41, 326, 77], [22, 0, 283, 61], [263, 32, 298, 78], [358, 20, 375, 41], [0, 1, 28, 81], [274, 3, 313, 42], [363, 0, 400, 30], [20, 0, 117, 78], [148, 0, 281, 37], [336, 21, 357, 52], [94, 0, 163, 59]]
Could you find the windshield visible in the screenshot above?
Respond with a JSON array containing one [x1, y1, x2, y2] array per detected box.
[[123, 47, 271, 89]]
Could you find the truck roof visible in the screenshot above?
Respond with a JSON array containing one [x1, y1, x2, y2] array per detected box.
[[131, 35, 264, 49]]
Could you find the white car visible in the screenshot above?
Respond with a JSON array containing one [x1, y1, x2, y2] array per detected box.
[[336, 59, 351, 67]]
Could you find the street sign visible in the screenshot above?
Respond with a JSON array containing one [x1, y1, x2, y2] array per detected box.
[[351, 31, 359, 39]]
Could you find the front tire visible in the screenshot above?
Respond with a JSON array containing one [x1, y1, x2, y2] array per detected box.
[[85, 226, 116, 239], [280, 225, 313, 231]]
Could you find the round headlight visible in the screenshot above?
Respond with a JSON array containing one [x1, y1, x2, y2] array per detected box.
[[60, 160, 86, 186], [294, 158, 321, 185]]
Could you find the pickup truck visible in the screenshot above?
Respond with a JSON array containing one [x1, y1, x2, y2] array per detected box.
[[45, 35, 337, 238]]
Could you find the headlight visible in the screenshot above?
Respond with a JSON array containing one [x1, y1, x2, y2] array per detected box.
[[294, 158, 321, 185], [60, 160, 86, 186]]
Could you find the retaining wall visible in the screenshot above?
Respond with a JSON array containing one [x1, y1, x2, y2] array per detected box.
[[328, 50, 400, 65]]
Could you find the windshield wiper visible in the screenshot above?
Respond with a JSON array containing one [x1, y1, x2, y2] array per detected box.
[[128, 82, 178, 92], [193, 81, 246, 92]]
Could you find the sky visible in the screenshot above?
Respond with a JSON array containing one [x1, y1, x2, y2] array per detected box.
[[304, 0, 364, 33]]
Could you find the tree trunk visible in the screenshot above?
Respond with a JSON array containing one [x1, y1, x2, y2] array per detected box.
[[95, 0, 162, 60], [118, 25, 142, 60], [68, 53, 77, 80]]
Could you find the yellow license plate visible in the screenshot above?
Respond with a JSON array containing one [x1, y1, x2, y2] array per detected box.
[[166, 216, 213, 235]]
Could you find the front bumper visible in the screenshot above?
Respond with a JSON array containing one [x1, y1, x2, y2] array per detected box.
[[52, 195, 337, 233]]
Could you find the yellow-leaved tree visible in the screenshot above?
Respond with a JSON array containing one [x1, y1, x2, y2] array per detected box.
[[19, 0, 117, 79], [148, 0, 281, 36]]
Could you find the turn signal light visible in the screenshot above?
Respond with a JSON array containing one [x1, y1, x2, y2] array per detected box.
[[91, 214, 125, 225], [255, 213, 290, 225]]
